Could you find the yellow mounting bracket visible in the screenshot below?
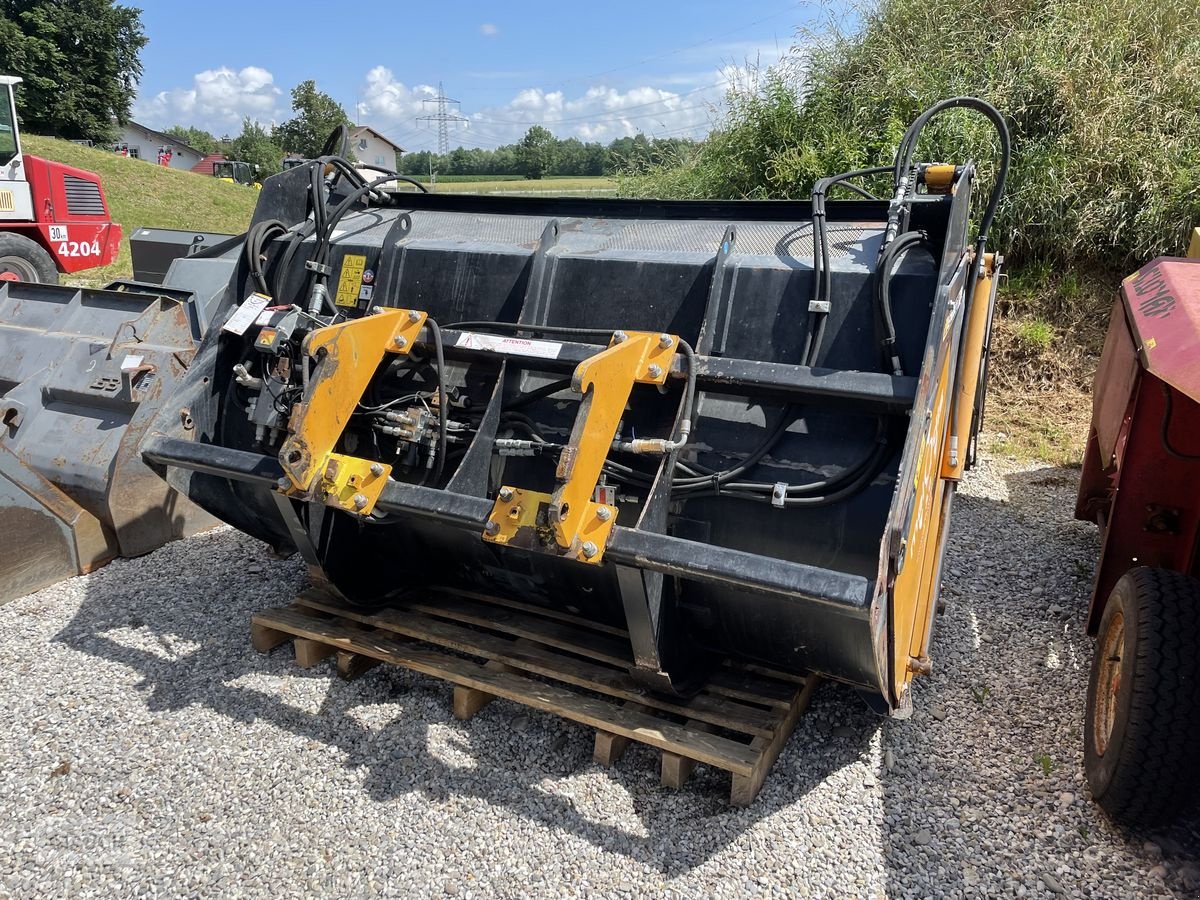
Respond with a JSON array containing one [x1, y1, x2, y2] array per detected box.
[[276, 307, 427, 515], [482, 329, 678, 564]]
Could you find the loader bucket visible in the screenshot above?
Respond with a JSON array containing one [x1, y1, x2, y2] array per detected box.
[[0, 280, 221, 603], [140, 101, 1008, 713]]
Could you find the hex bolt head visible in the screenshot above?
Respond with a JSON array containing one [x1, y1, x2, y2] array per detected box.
[[647, 364, 663, 379], [498, 487, 515, 502], [369, 463, 385, 477], [276, 477, 291, 491], [484, 519, 501, 536], [658, 333, 673, 348], [352, 493, 369, 510], [612, 330, 628, 343], [393, 335, 408, 349], [408, 309, 422, 323], [596, 506, 612, 522], [370, 305, 385, 315], [581, 541, 599, 559]]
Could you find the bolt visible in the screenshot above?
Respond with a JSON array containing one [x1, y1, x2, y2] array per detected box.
[[659, 333, 673, 348], [371, 305, 385, 315], [581, 541, 599, 559], [647, 364, 663, 379], [393, 336, 408, 349], [596, 506, 612, 522], [276, 477, 291, 491], [369, 463, 384, 477], [352, 493, 369, 510], [408, 309, 422, 323], [498, 487, 514, 502], [484, 519, 500, 536], [612, 330, 628, 343]]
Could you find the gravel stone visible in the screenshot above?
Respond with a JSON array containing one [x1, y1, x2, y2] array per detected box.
[[0, 455, 1196, 897]]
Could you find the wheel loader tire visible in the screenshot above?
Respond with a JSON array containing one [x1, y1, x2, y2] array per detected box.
[[0, 232, 59, 284], [1084, 567, 1200, 826]]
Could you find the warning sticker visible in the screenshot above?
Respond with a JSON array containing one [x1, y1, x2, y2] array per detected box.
[[223, 292, 272, 335], [335, 254, 367, 307], [455, 331, 562, 360]]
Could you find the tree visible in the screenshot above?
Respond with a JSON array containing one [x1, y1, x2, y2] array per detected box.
[[516, 125, 556, 179], [226, 118, 282, 178], [274, 80, 352, 159], [165, 125, 218, 155], [0, 0, 147, 143]]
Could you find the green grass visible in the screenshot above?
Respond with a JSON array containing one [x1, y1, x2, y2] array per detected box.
[[1015, 319, 1055, 352], [24, 134, 258, 283], [425, 176, 618, 195]]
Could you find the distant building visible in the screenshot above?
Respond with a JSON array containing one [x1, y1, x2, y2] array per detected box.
[[349, 126, 404, 171], [113, 122, 203, 170], [191, 154, 228, 177]]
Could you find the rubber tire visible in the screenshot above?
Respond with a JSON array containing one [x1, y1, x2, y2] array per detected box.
[[0, 232, 59, 284], [1084, 567, 1200, 826]]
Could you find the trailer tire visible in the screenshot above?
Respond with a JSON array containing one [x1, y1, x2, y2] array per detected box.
[[1084, 567, 1200, 826], [0, 233, 59, 284]]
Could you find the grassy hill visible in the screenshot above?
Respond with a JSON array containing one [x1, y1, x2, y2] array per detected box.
[[24, 134, 257, 284]]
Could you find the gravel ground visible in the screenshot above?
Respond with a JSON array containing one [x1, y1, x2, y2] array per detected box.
[[0, 454, 1197, 898]]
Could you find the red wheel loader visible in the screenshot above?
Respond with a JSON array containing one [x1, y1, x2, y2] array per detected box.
[[1076, 232, 1200, 826], [0, 76, 121, 282]]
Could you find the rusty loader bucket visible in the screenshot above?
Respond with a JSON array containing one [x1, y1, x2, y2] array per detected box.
[[140, 100, 1009, 713]]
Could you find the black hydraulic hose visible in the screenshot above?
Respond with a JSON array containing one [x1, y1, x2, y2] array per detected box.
[[806, 166, 894, 367], [244, 218, 288, 296], [893, 97, 1010, 249], [427, 318, 449, 483], [876, 231, 929, 376]]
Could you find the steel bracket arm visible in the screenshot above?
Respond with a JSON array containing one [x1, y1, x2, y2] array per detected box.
[[277, 307, 427, 515]]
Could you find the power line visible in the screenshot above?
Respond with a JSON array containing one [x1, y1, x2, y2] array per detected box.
[[416, 82, 469, 154]]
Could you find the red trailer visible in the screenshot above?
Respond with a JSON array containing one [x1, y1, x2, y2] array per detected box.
[[1076, 238, 1200, 825]]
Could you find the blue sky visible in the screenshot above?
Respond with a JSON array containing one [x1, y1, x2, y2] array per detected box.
[[132, 0, 821, 151]]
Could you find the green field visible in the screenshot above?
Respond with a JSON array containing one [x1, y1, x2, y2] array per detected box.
[[25, 134, 258, 283], [424, 176, 617, 195]]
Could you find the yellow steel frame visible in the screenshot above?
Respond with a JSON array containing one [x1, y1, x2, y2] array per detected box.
[[277, 307, 428, 515], [483, 330, 677, 564], [890, 252, 999, 705]]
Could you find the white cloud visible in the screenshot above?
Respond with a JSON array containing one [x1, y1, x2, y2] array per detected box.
[[480, 23, 499, 37], [133, 66, 282, 135]]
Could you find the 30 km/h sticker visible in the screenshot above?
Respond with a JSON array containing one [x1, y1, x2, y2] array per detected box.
[[335, 254, 367, 307], [48, 225, 68, 242]]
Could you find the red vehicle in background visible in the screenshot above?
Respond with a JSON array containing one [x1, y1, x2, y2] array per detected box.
[[1076, 234, 1200, 826], [0, 75, 121, 282]]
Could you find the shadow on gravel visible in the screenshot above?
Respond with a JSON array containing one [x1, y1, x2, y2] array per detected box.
[[877, 465, 1200, 897], [52, 520, 874, 875]]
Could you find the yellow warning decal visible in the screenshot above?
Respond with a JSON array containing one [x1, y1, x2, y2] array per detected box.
[[0, 191, 13, 211], [335, 254, 367, 307], [1144, 337, 1157, 350]]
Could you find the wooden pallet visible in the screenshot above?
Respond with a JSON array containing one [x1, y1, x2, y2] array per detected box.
[[251, 588, 819, 805]]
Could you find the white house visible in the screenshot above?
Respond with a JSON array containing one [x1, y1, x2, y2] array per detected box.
[[113, 122, 204, 170], [349, 126, 404, 172]]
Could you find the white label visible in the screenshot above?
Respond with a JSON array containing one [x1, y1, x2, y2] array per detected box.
[[223, 292, 272, 335], [120, 354, 144, 372], [48, 225, 68, 242], [455, 331, 562, 360]]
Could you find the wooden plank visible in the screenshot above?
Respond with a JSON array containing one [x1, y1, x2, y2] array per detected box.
[[336, 650, 380, 681], [295, 596, 777, 738], [250, 620, 290, 652], [662, 720, 718, 789], [293, 637, 335, 668], [452, 660, 517, 720], [593, 702, 647, 766], [254, 606, 762, 776], [730, 675, 821, 806], [403, 595, 634, 668], [705, 670, 796, 710], [435, 586, 629, 638]]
